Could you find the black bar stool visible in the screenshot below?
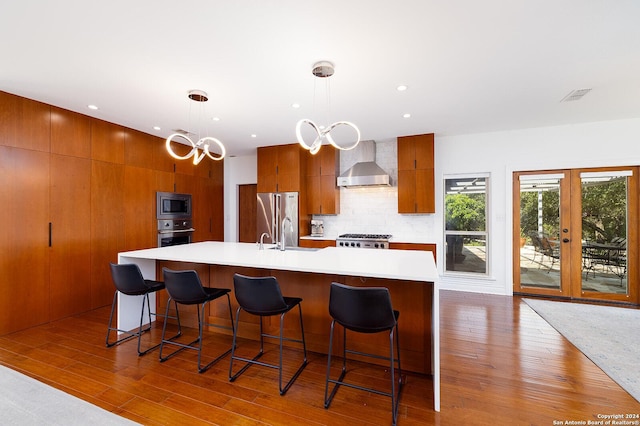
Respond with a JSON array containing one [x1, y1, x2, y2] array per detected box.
[[324, 282, 403, 426], [105, 263, 180, 356], [159, 268, 234, 373], [229, 273, 308, 395]]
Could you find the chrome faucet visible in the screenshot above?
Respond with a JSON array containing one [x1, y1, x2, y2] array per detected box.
[[280, 217, 293, 251], [259, 232, 269, 250]]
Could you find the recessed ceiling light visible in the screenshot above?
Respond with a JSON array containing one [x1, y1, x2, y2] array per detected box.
[[88, 104, 98, 110], [251, 134, 257, 138], [396, 85, 408, 92], [212, 117, 220, 121], [292, 103, 300, 109], [403, 113, 411, 118], [153, 126, 161, 131]]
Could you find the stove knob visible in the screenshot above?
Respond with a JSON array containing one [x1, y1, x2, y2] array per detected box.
[[374, 243, 379, 248], [357, 242, 361, 247], [350, 242, 355, 247]]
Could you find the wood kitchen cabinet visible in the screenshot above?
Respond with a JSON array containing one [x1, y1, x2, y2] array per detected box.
[[0, 146, 50, 335], [306, 146, 340, 215], [257, 143, 303, 193], [397, 133, 435, 213], [389, 242, 436, 262], [0, 91, 50, 152], [0, 90, 226, 336], [49, 154, 92, 320]]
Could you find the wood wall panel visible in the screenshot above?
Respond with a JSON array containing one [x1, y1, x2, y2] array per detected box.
[[49, 154, 92, 320]]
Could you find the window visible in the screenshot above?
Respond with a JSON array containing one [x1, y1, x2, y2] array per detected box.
[[444, 176, 488, 274]]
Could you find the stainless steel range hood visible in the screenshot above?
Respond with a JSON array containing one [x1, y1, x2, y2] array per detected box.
[[337, 140, 390, 187]]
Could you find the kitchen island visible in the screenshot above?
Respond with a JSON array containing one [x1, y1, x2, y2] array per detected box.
[[118, 241, 440, 410]]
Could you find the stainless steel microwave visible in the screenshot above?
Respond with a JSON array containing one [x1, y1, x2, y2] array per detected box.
[[156, 192, 192, 220]]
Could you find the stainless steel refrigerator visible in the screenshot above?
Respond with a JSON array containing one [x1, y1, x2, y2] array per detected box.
[[256, 192, 299, 247]]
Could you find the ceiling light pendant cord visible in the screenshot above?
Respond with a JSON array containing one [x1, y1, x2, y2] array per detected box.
[[166, 90, 225, 164], [296, 61, 360, 155]]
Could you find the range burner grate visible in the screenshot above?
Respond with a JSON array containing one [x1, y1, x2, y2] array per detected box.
[[338, 233, 392, 240]]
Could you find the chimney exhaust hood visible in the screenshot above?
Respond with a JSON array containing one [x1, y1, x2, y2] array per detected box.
[[337, 140, 391, 187]]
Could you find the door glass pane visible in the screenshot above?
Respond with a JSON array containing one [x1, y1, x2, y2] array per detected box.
[[580, 173, 628, 294], [519, 176, 561, 289]]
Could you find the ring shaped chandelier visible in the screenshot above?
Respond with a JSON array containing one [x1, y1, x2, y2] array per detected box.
[[296, 61, 361, 155], [165, 90, 225, 164]]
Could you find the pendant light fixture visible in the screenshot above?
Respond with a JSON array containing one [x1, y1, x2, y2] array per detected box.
[[295, 61, 360, 155], [165, 90, 226, 164]]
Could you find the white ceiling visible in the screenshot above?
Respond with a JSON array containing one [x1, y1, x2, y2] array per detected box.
[[2, 1, 639, 156]]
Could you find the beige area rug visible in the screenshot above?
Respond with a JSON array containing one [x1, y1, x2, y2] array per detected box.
[[0, 364, 139, 425], [524, 298, 640, 403]]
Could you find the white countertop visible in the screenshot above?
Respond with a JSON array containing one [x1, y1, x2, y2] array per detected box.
[[119, 241, 438, 283]]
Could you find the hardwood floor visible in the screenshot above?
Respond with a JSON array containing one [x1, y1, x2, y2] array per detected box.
[[1, 290, 638, 425]]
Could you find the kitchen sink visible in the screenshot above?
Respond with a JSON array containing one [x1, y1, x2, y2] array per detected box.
[[268, 246, 319, 252]]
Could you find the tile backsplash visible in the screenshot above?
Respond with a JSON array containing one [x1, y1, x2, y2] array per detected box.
[[313, 139, 437, 242]]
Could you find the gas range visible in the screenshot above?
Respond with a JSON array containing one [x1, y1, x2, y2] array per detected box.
[[336, 233, 392, 249]]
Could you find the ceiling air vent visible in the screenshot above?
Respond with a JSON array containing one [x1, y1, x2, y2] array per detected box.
[[561, 88, 592, 102]]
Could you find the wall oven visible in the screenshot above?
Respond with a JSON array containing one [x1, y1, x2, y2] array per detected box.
[[156, 192, 194, 247], [157, 219, 194, 247]]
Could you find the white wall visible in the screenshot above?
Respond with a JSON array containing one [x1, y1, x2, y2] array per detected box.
[[223, 117, 640, 295], [437, 118, 640, 295]]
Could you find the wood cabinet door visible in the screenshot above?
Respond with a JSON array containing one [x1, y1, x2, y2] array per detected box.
[[415, 134, 434, 170], [257, 145, 278, 193], [91, 120, 125, 164], [397, 135, 417, 170], [91, 160, 125, 309], [124, 129, 155, 169], [416, 168, 435, 213], [276, 144, 301, 192], [307, 174, 322, 213], [0, 92, 51, 152], [0, 146, 50, 334], [49, 154, 92, 320], [50, 107, 91, 158], [124, 166, 156, 250], [320, 174, 339, 214], [398, 169, 417, 213]]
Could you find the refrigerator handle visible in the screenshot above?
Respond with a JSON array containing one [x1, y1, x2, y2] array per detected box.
[[273, 193, 280, 245]]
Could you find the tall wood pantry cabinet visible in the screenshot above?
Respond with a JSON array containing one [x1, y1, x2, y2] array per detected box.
[[397, 133, 435, 213], [0, 90, 224, 336]]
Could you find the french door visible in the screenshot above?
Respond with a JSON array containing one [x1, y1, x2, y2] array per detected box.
[[513, 167, 638, 304]]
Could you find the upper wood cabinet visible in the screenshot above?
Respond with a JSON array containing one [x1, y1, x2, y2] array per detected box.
[[0, 91, 51, 152], [397, 133, 435, 213], [51, 107, 91, 158], [306, 146, 340, 214], [257, 143, 304, 193]]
